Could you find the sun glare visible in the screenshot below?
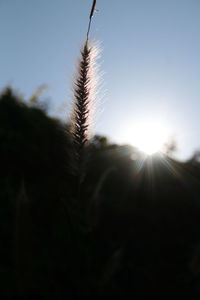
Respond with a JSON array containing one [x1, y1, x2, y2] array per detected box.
[[131, 121, 169, 155]]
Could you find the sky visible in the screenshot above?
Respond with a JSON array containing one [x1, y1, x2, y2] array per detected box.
[[0, 0, 200, 160]]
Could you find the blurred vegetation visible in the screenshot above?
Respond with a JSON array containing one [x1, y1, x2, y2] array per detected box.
[[1, 87, 200, 299]]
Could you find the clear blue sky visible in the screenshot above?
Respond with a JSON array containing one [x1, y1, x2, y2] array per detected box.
[[0, 0, 200, 160]]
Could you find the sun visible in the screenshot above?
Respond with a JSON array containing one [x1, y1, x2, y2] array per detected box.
[[131, 121, 169, 155]]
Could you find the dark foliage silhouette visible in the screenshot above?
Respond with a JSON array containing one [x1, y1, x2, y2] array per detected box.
[[1, 88, 200, 299]]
